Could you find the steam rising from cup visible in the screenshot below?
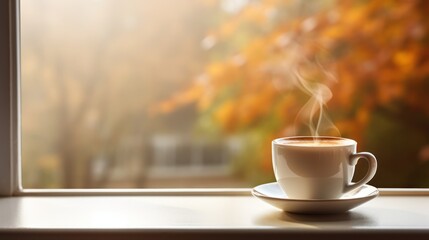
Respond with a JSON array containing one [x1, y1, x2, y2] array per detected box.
[[293, 69, 340, 138], [271, 38, 340, 138]]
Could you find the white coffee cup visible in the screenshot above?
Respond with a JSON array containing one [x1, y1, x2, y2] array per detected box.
[[272, 136, 377, 200]]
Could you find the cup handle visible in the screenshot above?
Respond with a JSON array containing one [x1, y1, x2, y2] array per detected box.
[[344, 152, 377, 194]]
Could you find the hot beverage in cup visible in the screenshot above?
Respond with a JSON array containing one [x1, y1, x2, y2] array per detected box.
[[272, 136, 377, 200]]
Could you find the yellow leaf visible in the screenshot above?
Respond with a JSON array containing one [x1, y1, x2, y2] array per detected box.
[[393, 51, 416, 72], [214, 100, 236, 131]]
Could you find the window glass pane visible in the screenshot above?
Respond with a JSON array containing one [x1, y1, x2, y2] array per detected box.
[[21, 0, 429, 188]]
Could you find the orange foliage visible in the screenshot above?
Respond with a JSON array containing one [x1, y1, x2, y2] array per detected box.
[[157, 0, 429, 183], [162, 0, 429, 127]]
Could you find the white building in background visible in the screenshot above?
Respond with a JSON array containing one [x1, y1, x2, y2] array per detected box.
[[147, 134, 243, 178]]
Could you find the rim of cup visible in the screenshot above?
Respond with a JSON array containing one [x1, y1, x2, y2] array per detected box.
[[272, 136, 357, 147]]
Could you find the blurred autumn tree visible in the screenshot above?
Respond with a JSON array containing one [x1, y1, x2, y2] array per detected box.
[[158, 0, 429, 187]]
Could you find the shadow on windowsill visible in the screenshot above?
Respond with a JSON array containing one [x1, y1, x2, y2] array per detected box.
[[253, 210, 375, 228]]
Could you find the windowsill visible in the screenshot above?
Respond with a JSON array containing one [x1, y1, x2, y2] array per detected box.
[[1, 192, 429, 239]]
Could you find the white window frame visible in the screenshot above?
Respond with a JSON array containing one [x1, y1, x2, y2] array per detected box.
[[0, 0, 20, 196], [0, 0, 428, 197]]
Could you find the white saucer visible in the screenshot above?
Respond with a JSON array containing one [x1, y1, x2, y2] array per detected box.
[[252, 182, 379, 214]]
